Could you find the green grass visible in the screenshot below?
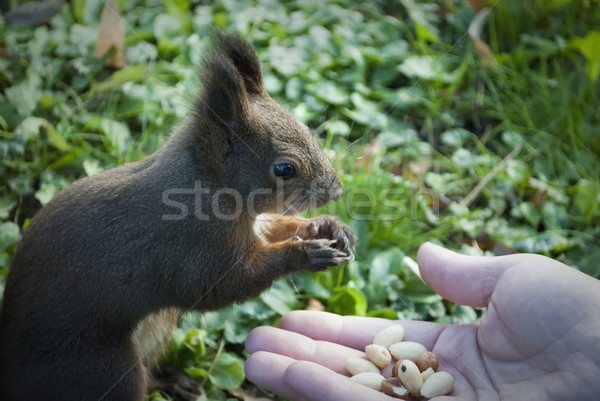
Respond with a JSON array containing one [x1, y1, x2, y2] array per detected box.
[[1, 0, 599, 399]]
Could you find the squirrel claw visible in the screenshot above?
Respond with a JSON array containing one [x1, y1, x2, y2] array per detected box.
[[305, 216, 357, 261], [296, 239, 349, 271]]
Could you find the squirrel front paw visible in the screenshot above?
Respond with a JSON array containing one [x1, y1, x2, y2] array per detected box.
[[305, 216, 357, 262], [293, 238, 350, 272]]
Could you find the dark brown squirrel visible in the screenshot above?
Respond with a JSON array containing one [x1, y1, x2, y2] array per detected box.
[[0, 32, 357, 401]]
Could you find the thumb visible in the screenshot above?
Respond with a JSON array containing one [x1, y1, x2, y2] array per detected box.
[[416, 242, 511, 308]]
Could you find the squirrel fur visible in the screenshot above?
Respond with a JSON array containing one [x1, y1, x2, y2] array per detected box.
[[0, 32, 356, 400]]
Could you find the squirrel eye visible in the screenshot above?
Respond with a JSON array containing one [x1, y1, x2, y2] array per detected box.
[[273, 163, 297, 180]]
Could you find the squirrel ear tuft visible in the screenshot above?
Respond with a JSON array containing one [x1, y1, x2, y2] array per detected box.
[[196, 31, 262, 128], [195, 32, 264, 154], [197, 52, 247, 127], [210, 30, 264, 95], [196, 31, 264, 126]]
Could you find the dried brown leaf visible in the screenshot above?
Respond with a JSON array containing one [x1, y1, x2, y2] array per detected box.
[[305, 298, 325, 311], [468, 0, 486, 12], [94, 0, 125, 69], [355, 138, 382, 172], [473, 37, 497, 66], [229, 386, 274, 401], [493, 242, 519, 256]]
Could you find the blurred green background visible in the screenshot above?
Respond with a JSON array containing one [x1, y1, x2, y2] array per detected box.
[[1, 0, 599, 399]]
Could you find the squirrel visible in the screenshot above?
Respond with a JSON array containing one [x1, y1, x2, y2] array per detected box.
[[0, 32, 357, 401]]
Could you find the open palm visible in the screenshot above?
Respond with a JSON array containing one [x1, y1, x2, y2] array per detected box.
[[245, 243, 600, 401]]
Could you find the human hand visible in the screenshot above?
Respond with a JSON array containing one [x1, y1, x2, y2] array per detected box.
[[245, 242, 600, 400]]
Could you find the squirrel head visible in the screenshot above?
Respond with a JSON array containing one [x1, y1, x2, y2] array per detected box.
[[192, 32, 343, 216]]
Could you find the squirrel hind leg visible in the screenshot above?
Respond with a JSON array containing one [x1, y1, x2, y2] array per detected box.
[[132, 308, 180, 368], [147, 366, 203, 401], [132, 308, 203, 399]]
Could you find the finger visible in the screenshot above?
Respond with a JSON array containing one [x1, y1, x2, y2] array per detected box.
[[244, 352, 304, 401], [245, 353, 392, 401], [417, 242, 515, 307], [246, 325, 363, 374], [278, 311, 446, 351], [285, 360, 392, 401]]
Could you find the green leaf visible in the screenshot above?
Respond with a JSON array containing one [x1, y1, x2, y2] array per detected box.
[[163, 0, 191, 14], [8, 175, 33, 196], [440, 128, 471, 148], [157, 37, 183, 61], [285, 77, 304, 100], [83, 158, 104, 176], [569, 31, 600, 82], [570, 179, 599, 224], [50, 147, 88, 170], [517, 202, 541, 228], [438, 304, 478, 324], [99, 119, 132, 156], [4, 70, 42, 116], [324, 120, 350, 137], [328, 286, 368, 316], [262, 72, 283, 94], [369, 247, 405, 282], [183, 329, 206, 359], [398, 55, 455, 83], [15, 116, 45, 140], [154, 13, 181, 39], [399, 0, 440, 43], [208, 352, 245, 390], [0, 196, 16, 220], [415, 22, 439, 43], [168, 327, 207, 365], [265, 45, 307, 77], [504, 159, 529, 184], [514, 232, 570, 254], [309, 81, 349, 105], [46, 122, 71, 152], [542, 201, 569, 230], [502, 131, 525, 148], [567, 243, 600, 278], [451, 148, 474, 169], [378, 129, 419, 148], [0, 222, 21, 253], [71, 0, 86, 24], [457, 217, 483, 238], [367, 308, 398, 319], [379, 40, 410, 61], [94, 65, 148, 92], [309, 25, 333, 50], [402, 278, 442, 304], [72, 0, 104, 25], [35, 172, 71, 206], [69, 24, 98, 50], [260, 280, 299, 315]]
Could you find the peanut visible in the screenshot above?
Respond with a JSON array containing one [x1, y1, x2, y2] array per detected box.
[[389, 341, 427, 362], [421, 367, 435, 382], [365, 344, 392, 368], [345, 357, 380, 375], [347, 326, 455, 399], [416, 351, 438, 372], [381, 377, 410, 399], [391, 359, 401, 378], [372, 324, 405, 349], [396, 359, 422, 397], [420, 371, 454, 398], [349, 372, 385, 391]]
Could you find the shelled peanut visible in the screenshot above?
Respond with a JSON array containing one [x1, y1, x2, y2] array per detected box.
[[345, 324, 454, 399]]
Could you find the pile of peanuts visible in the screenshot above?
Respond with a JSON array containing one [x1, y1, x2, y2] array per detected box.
[[346, 324, 454, 399]]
